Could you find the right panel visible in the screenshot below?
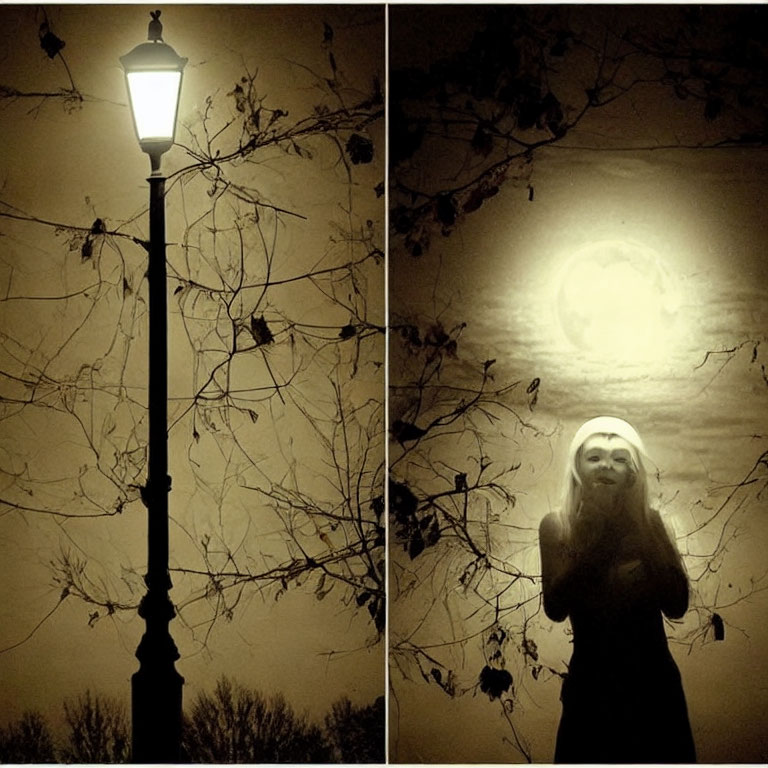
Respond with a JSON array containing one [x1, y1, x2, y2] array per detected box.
[[388, 5, 768, 762]]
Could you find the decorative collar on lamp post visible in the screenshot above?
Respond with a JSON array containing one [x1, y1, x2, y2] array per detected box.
[[120, 10, 187, 174]]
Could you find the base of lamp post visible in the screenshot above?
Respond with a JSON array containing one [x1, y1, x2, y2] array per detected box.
[[132, 666, 184, 763], [131, 589, 184, 763]]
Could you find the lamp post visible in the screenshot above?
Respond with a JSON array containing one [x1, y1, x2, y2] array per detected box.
[[120, 10, 187, 763]]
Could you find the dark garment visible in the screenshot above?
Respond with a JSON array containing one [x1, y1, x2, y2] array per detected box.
[[555, 648, 696, 763], [554, 560, 696, 763]]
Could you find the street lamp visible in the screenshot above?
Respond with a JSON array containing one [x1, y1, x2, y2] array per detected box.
[[120, 10, 186, 763], [121, 9, 187, 173]]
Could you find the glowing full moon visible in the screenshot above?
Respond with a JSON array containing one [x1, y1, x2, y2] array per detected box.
[[556, 240, 679, 361]]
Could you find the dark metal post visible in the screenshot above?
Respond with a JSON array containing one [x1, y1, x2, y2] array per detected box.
[[131, 166, 184, 763]]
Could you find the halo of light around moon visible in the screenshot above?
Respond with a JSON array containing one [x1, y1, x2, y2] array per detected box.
[[555, 240, 680, 362]]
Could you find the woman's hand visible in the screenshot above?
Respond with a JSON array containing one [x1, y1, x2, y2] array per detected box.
[[641, 510, 690, 618], [539, 513, 575, 622]]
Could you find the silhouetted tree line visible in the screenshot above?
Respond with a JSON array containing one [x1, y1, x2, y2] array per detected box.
[[0, 678, 384, 763]]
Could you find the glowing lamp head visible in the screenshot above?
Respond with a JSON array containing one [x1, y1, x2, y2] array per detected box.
[[120, 11, 187, 167]]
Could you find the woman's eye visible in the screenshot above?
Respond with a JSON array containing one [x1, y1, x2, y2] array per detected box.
[[587, 456, 600, 462], [614, 456, 628, 464]]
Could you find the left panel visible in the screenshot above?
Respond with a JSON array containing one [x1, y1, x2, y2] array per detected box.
[[0, 5, 385, 762]]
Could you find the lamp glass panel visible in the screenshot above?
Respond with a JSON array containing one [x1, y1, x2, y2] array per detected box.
[[126, 71, 182, 140]]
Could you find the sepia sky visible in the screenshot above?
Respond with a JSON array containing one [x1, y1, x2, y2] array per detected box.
[[389, 4, 768, 763], [0, 2, 385, 739]]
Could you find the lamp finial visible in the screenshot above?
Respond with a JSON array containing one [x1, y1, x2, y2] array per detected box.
[[148, 10, 163, 42]]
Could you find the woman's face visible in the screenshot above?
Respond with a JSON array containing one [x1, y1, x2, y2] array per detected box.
[[576, 434, 637, 496]]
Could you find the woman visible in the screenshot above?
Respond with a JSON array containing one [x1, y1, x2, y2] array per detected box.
[[539, 416, 696, 763]]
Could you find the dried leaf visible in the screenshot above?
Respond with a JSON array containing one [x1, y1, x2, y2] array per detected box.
[[389, 481, 418, 521], [250, 314, 274, 346], [712, 612, 725, 641], [425, 323, 449, 347], [346, 133, 374, 165], [228, 83, 246, 113], [81, 237, 93, 262], [400, 324, 422, 347], [425, 517, 440, 547], [435, 194, 457, 228], [391, 420, 426, 443], [464, 184, 499, 215], [371, 495, 384, 520], [39, 23, 65, 59], [408, 531, 425, 560], [479, 666, 513, 700], [522, 636, 539, 661]]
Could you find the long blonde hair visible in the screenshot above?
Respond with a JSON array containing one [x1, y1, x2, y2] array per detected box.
[[559, 416, 652, 540]]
